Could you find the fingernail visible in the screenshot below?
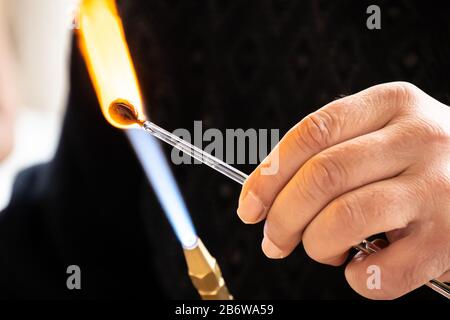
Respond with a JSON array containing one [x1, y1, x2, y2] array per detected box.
[[237, 191, 265, 223], [262, 237, 284, 259]]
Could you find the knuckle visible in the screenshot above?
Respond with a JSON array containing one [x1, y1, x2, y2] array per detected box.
[[379, 81, 419, 111], [386, 81, 417, 100], [332, 195, 366, 240], [396, 117, 450, 156], [306, 153, 346, 196], [390, 81, 418, 95], [292, 171, 321, 203], [416, 118, 450, 145], [296, 110, 337, 151]]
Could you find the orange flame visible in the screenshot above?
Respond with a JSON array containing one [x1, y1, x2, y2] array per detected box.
[[78, 0, 146, 128]]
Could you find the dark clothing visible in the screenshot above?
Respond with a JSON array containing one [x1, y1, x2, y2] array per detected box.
[[1, 0, 449, 299]]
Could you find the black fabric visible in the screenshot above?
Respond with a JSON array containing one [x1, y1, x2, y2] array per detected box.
[[0, 0, 449, 299]]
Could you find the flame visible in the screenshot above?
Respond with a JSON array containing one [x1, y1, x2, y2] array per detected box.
[[78, 0, 145, 128], [77, 0, 198, 248]]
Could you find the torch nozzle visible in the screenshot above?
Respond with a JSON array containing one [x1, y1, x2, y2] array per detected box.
[[183, 239, 233, 300]]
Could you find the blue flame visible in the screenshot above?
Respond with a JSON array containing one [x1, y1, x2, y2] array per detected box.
[[126, 128, 197, 248]]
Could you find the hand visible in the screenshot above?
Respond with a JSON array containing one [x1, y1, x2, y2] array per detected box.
[[237, 82, 450, 299]]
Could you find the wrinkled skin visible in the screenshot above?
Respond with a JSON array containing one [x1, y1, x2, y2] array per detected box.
[[238, 82, 450, 299]]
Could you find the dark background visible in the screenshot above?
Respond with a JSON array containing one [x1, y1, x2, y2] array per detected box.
[[0, 0, 449, 299]]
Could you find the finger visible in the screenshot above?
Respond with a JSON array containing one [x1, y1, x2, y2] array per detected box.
[[345, 234, 450, 300], [262, 124, 416, 258], [437, 270, 450, 283], [238, 82, 413, 224], [302, 176, 420, 265]]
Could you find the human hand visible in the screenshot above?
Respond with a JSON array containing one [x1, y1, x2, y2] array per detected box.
[[237, 82, 450, 299]]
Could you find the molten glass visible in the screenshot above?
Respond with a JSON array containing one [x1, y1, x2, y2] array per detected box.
[[109, 99, 141, 127]]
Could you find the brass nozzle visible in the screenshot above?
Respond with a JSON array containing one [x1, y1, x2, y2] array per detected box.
[[183, 239, 233, 300]]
